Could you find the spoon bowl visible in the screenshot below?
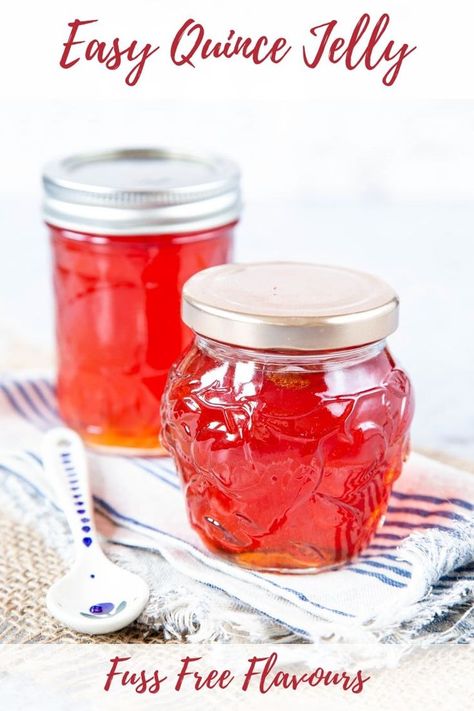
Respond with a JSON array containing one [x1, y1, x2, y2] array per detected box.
[[43, 428, 150, 634], [47, 555, 149, 635]]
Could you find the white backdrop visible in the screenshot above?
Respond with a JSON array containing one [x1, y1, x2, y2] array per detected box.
[[1, 1, 473, 460]]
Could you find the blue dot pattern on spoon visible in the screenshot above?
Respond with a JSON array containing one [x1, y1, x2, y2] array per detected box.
[[61, 449, 93, 549]]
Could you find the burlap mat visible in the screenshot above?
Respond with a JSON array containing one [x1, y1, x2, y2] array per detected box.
[[0, 449, 472, 644], [0, 516, 167, 643]]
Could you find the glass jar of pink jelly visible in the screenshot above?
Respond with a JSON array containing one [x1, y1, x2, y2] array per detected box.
[[42, 148, 240, 454], [161, 263, 415, 572]]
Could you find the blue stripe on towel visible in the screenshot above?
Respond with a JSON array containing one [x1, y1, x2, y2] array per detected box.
[[374, 532, 405, 541], [25, 450, 43, 467], [384, 519, 455, 534], [132, 458, 181, 491], [40, 378, 56, 393], [439, 564, 474, 582], [360, 553, 412, 565], [0, 383, 36, 424], [1, 381, 51, 429], [26, 380, 60, 419], [348, 567, 407, 588], [157, 463, 179, 479], [387, 505, 467, 523], [243, 571, 355, 618], [12, 381, 56, 427], [356, 559, 412, 579], [134, 457, 179, 480], [433, 576, 474, 592], [391, 490, 474, 512]]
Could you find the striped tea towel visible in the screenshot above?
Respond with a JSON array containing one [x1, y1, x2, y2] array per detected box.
[[0, 372, 473, 644]]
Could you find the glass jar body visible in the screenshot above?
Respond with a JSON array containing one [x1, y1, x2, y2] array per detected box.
[[50, 224, 234, 454], [161, 336, 414, 572]]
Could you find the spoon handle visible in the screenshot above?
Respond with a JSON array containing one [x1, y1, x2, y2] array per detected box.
[[42, 427, 100, 557]]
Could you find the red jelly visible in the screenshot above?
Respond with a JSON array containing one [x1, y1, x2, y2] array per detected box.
[[161, 263, 414, 572], [43, 149, 240, 453]]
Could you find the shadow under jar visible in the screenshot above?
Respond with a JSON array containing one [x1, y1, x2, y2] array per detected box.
[[161, 262, 415, 572], [43, 148, 240, 454]]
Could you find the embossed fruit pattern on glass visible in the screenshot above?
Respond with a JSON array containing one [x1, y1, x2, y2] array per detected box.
[[161, 337, 414, 572]]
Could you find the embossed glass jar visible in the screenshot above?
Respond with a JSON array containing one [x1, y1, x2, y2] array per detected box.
[[43, 148, 240, 454], [161, 263, 414, 572]]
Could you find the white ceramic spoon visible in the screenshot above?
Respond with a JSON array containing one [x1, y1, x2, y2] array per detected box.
[[43, 427, 149, 634]]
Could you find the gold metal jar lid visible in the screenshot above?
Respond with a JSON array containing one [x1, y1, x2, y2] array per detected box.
[[182, 262, 399, 351]]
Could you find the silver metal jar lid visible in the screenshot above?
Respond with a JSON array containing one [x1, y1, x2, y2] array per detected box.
[[182, 262, 399, 351], [42, 148, 241, 235]]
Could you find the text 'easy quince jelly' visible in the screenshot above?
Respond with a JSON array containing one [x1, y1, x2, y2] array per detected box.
[[161, 263, 414, 572], [43, 148, 240, 454]]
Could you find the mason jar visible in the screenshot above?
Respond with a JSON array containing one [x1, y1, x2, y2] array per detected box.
[[42, 148, 240, 454], [161, 262, 414, 572]]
